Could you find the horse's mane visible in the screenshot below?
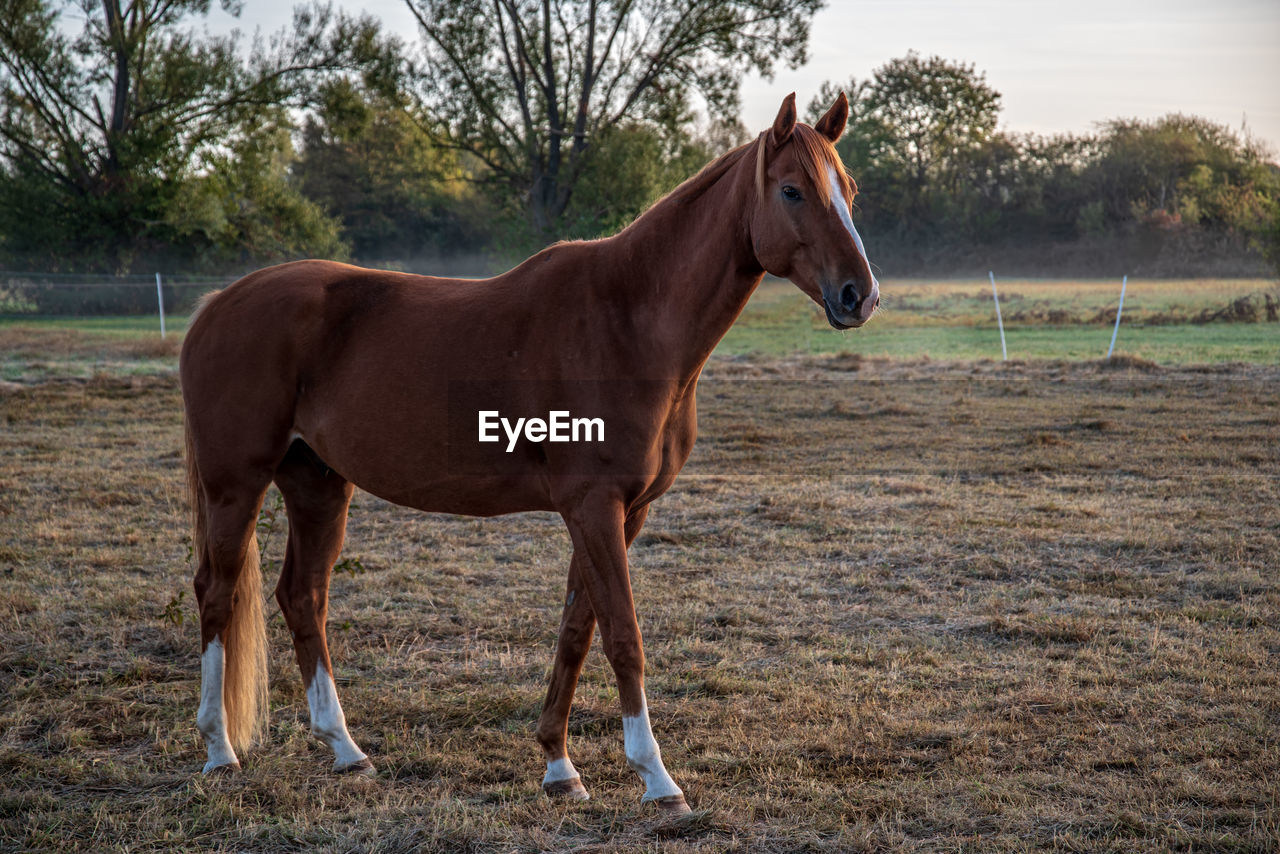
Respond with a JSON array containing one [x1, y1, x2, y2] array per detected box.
[[600, 122, 856, 249], [665, 123, 856, 210], [665, 138, 759, 205]]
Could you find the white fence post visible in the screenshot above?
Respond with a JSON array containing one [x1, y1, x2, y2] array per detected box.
[[155, 272, 166, 339], [1107, 275, 1128, 359], [989, 271, 1007, 361]]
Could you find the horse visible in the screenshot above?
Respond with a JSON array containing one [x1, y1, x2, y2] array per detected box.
[[180, 92, 878, 815]]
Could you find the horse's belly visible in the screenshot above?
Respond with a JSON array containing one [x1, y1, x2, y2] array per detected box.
[[302, 433, 555, 516], [293, 389, 555, 516], [367, 474, 555, 516]]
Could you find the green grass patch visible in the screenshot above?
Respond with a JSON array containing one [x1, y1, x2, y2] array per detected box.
[[717, 277, 1280, 363], [718, 314, 1280, 363]]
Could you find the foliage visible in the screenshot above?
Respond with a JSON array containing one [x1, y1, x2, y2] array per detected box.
[[813, 54, 1001, 236], [293, 79, 483, 263], [0, 0, 392, 272], [167, 115, 348, 268], [557, 121, 717, 239], [1087, 116, 1280, 249], [405, 0, 823, 238], [162, 589, 187, 627], [1, 1, 1275, 279]]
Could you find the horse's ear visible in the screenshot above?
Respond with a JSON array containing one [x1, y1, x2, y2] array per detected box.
[[771, 93, 797, 146], [814, 91, 849, 143]]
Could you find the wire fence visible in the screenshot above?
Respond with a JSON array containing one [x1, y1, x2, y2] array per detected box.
[[0, 271, 234, 330]]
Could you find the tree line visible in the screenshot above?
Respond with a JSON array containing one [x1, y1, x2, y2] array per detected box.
[[808, 54, 1280, 276], [1, 1, 1277, 278]]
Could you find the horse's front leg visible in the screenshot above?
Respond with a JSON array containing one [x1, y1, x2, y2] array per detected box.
[[536, 506, 651, 801], [559, 497, 689, 814], [535, 550, 595, 800]]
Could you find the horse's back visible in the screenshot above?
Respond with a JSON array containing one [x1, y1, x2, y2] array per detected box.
[[182, 260, 485, 386], [187, 259, 458, 340]]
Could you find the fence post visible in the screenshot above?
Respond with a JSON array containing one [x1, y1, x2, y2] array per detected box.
[[155, 272, 166, 339], [1107, 275, 1128, 359], [989, 271, 1007, 361]]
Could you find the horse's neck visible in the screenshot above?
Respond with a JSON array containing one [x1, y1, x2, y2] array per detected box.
[[609, 161, 764, 381]]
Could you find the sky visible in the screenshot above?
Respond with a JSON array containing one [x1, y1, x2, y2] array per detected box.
[[203, 0, 1280, 153]]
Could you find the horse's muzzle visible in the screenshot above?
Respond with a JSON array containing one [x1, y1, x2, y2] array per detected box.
[[823, 280, 879, 329]]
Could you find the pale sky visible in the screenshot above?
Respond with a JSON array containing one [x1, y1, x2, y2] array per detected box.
[[204, 0, 1280, 154]]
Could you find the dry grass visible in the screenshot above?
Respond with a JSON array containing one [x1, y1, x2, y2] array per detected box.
[[0, 326, 180, 384], [1, 356, 1278, 852]]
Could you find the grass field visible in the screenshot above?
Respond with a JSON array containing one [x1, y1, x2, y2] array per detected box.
[[1, 281, 1278, 851], [718, 278, 1280, 364]]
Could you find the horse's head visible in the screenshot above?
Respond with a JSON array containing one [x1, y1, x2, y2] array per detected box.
[[750, 93, 879, 329]]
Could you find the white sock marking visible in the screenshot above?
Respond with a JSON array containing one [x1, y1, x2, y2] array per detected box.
[[623, 700, 682, 802], [543, 756, 580, 785], [306, 663, 368, 769], [197, 637, 239, 773]]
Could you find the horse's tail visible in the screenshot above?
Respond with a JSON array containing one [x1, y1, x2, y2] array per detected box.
[[184, 388, 268, 755]]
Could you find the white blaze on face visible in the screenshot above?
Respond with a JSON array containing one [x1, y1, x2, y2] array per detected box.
[[826, 163, 877, 287], [306, 663, 369, 770], [197, 637, 239, 773], [623, 700, 683, 802]]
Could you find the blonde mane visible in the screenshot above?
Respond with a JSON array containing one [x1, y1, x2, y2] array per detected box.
[[636, 120, 857, 224], [757, 123, 856, 209]]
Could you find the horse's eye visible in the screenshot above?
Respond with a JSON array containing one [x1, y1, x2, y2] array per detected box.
[[781, 186, 802, 201]]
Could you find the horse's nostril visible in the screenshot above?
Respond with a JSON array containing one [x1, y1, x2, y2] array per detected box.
[[840, 283, 860, 311]]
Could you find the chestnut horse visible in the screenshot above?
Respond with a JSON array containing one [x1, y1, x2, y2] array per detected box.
[[180, 93, 878, 814]]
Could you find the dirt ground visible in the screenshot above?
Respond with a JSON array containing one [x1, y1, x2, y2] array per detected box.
[[1, 354, 1277, 852]]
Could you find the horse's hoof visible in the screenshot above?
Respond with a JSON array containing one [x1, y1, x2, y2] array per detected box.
[[646, 793, 692, 816], [335, 757, 376, 776], [543, 776, 590, 801], [202, 761, 241, 776]]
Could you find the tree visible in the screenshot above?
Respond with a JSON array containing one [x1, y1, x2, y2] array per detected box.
[[810, 55, 1280, 275], [294, 78, 482, 263], [1082, 115, 1280, 274], [405, 0, 824, 238], [810, 54, 1001, 239], [558, 120, 715, 239], [0, 0, 393, 271], [1089, 115, 1279, 232], [166, 113, 348, 269]]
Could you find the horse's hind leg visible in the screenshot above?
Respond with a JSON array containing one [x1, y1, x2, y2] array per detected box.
[[194, 483, 270, 774], [272, 442, 371, 774]]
